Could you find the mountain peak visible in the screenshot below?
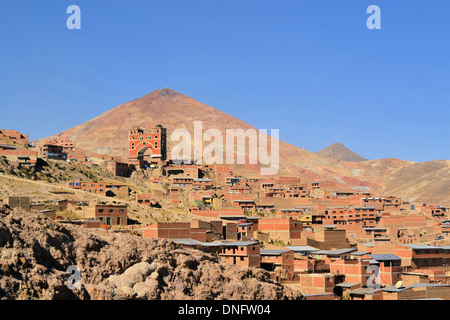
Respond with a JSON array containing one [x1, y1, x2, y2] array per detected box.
[[316, 142, 368, 162], [147, 88, 183, 98]]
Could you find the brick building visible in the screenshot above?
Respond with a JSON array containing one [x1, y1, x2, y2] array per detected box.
[[219, 241, 260, 268], [129, 126, 167, 168], [258, 218, 302, 244], [41, 144, 67, 160], [260, 249, 295, 281], [84, 204, 128, 226]]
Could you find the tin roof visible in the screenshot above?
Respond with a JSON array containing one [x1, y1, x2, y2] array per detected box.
[[286, 246, 320, 253], [312, 248, 357, 256], [349, 288, 382, 295], [368, 254, 401, 261], [260, 249, 293, 256], [220, 241, 259, 247]]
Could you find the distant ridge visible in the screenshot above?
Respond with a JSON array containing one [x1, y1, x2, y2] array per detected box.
[[316, 143, 368, 162]]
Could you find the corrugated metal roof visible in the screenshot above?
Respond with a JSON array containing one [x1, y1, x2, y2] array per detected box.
[[350, 251, 370, 256], [349, 288, 381, 295], [402, 244, 441, 250], [382, 286, 406, 292], [286, 246, 320, 252], [172, 238, 203, 245], [312, 248, 357, 256], [220, 241, 259, 247], [260, 249, 293, 256], [408, 283, 450, 288], [335, 283, 360, 288], [368, 254, 401, 261]]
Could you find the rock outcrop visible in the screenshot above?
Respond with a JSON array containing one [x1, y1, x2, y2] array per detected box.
[[0, 205, 302, 300]]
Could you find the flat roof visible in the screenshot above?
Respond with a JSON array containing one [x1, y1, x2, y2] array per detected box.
[[312, 248, 357, 256], [172, 238, 203, 245], [401, 244, 442, 250], [220, 241, 259, 247], [369, 254, 401, 261], [335, 283, 360, 288], [350, 288, 381, 295], [219, 215, 247, 219], [286, 246, 320, 253], [237, 223, 253, 227], [260, 249, 293, 256], [350, 251, 370, 256]]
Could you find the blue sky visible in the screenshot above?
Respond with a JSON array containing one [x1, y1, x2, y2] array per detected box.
[[0, 0, 449, 162]]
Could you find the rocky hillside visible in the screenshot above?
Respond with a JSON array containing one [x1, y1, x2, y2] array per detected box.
[[316, 143, 368, 162], [0, 206, 303, 300]]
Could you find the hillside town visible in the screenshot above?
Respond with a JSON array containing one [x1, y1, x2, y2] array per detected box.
[[1, 126, 450, 300]]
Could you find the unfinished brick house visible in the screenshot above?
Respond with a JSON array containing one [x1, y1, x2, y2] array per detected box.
[[0, 148, 37, 169], [106, 160, 134, 177], [136, 193, 152, 206], [66, 149, 87, 162], [396, 244, 450, 270], [298, 273, 336, 295], [165, 164, 199, 179], [0, 129, 29, 147], [84, 204, 128, 226], [368, 254, 402, 286], [329, 258, 371, 286], [260, 249, 295, 282], [307, 225, 349, 250], [40, 144, 67, 160], [142, 221, 210, 242], [212, 164, 234, 184], [45, 138, 76, 151], [0, 129, 37, 168], [66, 180, 129, 198], [219, 241, 260, 268], [258, 218, 302, 244], [3, 196, 31, 210]]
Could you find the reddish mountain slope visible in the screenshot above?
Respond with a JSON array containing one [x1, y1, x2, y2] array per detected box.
[[35, 88, 450, 206]]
